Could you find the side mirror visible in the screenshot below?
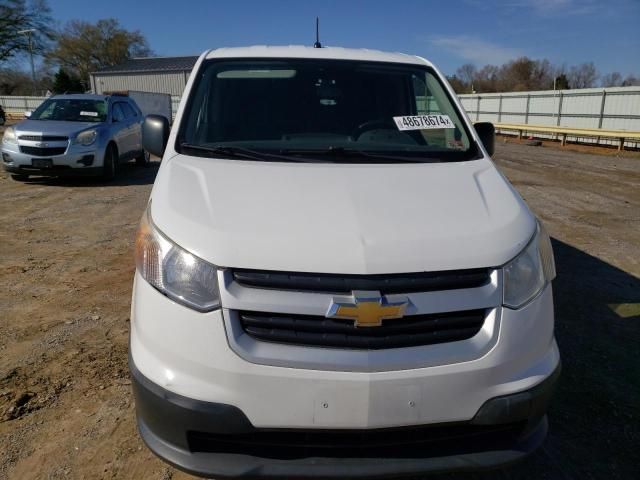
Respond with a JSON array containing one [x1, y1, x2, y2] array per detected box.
[[474, 122, 495, 156], [24, 111, 32, 118], [142, 114, 170, 158]]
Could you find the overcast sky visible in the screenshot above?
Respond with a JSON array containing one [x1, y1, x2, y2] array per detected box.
[[47, 0, 640, 76]]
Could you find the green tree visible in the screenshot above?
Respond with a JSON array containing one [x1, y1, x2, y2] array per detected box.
[[52, 68, 84, 93], [46, 18, 152, 87], [555, 73, 570, 90], [0, 0, 54, 63]]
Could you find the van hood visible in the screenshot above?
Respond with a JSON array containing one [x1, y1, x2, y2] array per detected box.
[[15, 119, 99, 137], [150, 155, 536, 274]]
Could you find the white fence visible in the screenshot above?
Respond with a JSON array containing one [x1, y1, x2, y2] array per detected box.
[[459, 86, 640, 147], [3, 86, 640, 147], [0, 95, 49, 113]]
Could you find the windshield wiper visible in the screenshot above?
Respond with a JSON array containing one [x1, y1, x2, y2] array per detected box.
[[180, 143, 330, 163], [279, 146, 444, 163]]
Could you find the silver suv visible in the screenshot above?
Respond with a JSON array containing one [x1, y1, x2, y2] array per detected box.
[[1, 94, 149, 181]]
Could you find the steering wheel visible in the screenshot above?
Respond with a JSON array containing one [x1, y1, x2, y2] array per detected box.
[[351, 119, 396, 140]]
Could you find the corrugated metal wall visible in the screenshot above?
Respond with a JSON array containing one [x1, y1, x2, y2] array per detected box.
[[91, 71, 191, 96], [459, 86, 640, 147]]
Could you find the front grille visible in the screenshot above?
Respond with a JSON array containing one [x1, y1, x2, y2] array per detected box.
[[187, 422, 525, 459], [239, 309, 485, 349], [18, 135, 69, 141], [232, 268, 491, 295], [20, 146, 67, 156]]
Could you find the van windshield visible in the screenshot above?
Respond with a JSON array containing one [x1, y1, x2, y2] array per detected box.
[[178, 59, 479, 162]]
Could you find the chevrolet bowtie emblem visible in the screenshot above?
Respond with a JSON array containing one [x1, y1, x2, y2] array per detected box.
[[326, 291, 409, 327]]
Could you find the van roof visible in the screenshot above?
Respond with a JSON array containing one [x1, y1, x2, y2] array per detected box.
[[205, 45, 431, 67]]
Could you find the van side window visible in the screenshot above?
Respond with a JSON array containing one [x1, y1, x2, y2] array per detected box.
[[412, 74, 461, 148], [413, 75, 441, 115]]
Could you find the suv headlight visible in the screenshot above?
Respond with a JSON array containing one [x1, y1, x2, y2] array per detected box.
[[135, 206, 221, 312], [2, 126, 17, 144], [74, 129, 98, 146], [503, 221, 556, 309]]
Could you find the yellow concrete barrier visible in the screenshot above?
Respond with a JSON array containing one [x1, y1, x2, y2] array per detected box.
[[493, 123, 640, 151]]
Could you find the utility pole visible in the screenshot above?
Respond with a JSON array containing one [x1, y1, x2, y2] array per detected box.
[[18, 29, 37, 95]]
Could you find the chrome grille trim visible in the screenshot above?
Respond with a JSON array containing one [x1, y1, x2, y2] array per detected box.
[[218, 268, 503, 372], [219, 269, 501, 318]]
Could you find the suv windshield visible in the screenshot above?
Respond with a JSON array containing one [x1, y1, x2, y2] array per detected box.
[[178, 59, 478, 162], [31, 98, 107, 123]]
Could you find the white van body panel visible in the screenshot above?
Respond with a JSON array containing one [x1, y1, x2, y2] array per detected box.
[[130, 46, 560, 478], [150, 155, 535, 274]]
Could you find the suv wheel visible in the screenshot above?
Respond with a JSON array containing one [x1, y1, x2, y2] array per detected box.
[[135, 149, 150, 167], [102, 145, 117, 181]]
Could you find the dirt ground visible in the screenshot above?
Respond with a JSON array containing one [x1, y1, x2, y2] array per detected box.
[[0, 140, 638, 480]]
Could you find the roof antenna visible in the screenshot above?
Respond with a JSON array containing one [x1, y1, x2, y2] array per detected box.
[[313, 17, 322, 48]]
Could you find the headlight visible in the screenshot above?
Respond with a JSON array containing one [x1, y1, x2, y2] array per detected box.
[[135, 206, 221, 312], [503, 221, 556, 309], [74, 129, 98, 146], [2, 127, 17, 144]]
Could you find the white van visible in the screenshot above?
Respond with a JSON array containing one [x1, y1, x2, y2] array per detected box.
[[130, 46, 560, 478]]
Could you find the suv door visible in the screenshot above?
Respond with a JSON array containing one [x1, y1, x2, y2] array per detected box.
[[121, 102, 143, 156], [110, 102, 131, 159]]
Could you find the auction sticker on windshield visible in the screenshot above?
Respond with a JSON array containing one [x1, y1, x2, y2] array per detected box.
[[393, 115, 455, 131], [80, 111, 98, 117]]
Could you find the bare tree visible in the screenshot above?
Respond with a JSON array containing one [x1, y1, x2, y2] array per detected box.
[[446, 75, 467, 94], [448, 59, 623, 94], [0, 65, 52, 94], [474, 64, 501, 92], [498, 57, 553, 91], [568, 62, 598, 89], [601, 72, 623, 87], [622, 75, 640, 87], [456, 64, 477, 92]]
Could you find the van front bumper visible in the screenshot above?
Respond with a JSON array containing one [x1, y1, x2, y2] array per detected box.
[[130, 270, 560, 477], [130, 355, 559, 479]]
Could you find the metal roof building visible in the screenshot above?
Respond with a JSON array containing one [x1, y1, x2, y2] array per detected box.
[[90, 56, 199, 96]]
